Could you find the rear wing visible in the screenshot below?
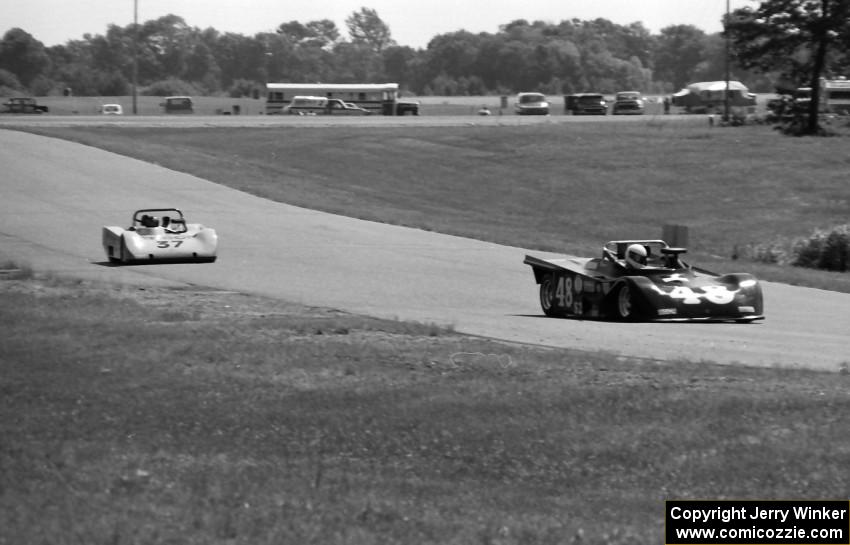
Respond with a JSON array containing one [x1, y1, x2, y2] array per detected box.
[[523, 254, 568, 271], [523, 254, 589, 284]]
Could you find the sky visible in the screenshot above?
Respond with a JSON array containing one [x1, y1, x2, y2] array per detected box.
[[5, 0, 754, 50]]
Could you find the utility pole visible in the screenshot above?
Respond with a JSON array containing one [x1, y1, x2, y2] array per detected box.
[[724, 0, 730, 122], [132, 0, 138, 115]]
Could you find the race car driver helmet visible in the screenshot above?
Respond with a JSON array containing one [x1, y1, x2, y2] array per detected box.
[[625, 244, 648, 269]]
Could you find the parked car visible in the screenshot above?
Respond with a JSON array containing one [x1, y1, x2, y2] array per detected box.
[[514, 92, 549, 115], [611, 91, 645, 115], [565, 93, 607, 115], [160, 96, 194, 114], [1, 97, 48, 114], [100, 104, 123, 115], [335, 101, 372, 115]]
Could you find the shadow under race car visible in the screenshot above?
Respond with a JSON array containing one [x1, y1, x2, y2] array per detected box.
[[524, 240, 763, 322], [102, 208, 217, 264]]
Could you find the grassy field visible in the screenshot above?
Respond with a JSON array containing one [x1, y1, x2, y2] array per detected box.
[[3, 271, 850, 544], [18, 119, 850, 292]]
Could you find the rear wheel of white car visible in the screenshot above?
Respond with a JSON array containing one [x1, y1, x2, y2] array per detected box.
[[539, 276, 559, 317], [615, 284, 635, 321]]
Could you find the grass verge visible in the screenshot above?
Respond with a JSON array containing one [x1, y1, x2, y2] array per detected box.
[[16, 120, 850, 292], [2, 272, 849, 544]]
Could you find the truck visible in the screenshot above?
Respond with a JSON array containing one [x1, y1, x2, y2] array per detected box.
[[565, 93, 608, 115], [160, 96, 194, 114], [282, 96, 372, 115]]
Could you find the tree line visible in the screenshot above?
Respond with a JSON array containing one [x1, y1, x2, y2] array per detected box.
[[1, 2, 848, 103], [0, 8, 744, 98]]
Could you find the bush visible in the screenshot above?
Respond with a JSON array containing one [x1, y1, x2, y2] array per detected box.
[[0, 69, 23, 92], [96, 71, 130, 96], [792, 225, 850, 272], [742, 241, 789, 265], [792, 231, 825, 269], [818, 230, 850, 271], [27, 75, 52, 96], [227, 79, 260, 98]]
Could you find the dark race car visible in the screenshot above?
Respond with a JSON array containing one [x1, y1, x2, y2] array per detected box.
[[523, 240, 764, 322]]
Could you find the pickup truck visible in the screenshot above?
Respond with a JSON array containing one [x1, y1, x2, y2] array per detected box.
[[284, 96, 372, 115], [1, 97, 49, 114], [395, 98, 420, 115], [565, 93, 607, 115]]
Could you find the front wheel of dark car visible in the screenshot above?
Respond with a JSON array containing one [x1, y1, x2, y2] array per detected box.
[[614, 283, 636, 321]]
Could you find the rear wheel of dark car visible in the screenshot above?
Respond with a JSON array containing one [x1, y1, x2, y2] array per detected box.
[[539, 276, 559, 317]]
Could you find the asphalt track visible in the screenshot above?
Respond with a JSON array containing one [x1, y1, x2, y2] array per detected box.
[[2, 125, 848, 371]]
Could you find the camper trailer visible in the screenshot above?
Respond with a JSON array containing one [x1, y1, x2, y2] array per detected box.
[[794, 78, 850, 114], [771, 77, 850, 116], [671, 81, 757, 114]]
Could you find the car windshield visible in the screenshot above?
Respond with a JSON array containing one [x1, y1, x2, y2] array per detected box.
[[617, 93, 639, 100], [520, 94, 544, 103], [133, 209, 185, 228], [604, 241, 674, 267], [578, 95, 603, 103]]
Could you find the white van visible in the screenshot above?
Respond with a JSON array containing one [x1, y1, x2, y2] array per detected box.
[[100, 104, 123, 115], [282, 96, 328, 115]]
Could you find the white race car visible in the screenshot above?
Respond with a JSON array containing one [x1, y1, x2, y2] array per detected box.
[[103, 208, 217, 264]]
